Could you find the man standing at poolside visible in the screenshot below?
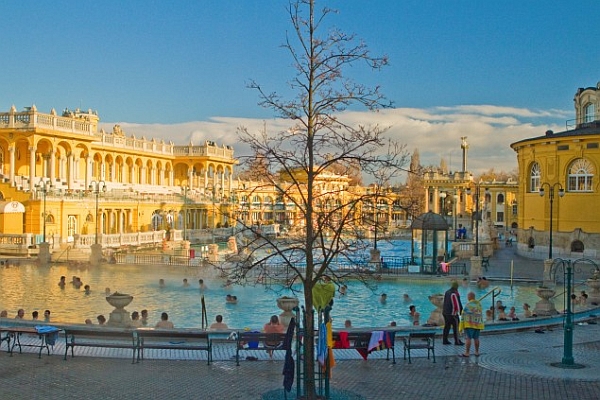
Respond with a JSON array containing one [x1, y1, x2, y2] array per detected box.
[[442, 281, 464, 345]]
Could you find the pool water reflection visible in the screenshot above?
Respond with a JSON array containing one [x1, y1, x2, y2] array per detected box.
[[0, 262, 544, 330]]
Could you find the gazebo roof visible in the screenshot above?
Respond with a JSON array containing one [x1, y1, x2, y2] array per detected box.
[[411, 211, 450, 230]]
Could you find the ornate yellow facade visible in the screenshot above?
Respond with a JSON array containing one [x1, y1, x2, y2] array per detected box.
[[422, 137, 518, 243], [0, 105, 236, 246], [0, 105, 411, 250], [511, 82, 600, 259]]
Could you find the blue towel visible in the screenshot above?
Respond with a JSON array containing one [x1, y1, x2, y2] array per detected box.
[[317, 322, 327, 366], [35, 325, 60, 334], [35, 326, 60, 346]]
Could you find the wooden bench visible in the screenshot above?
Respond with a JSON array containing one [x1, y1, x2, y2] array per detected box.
[[332, 330, 396, 363], [235, 331, 287, 365], [0, 326, 59, 358], [137, 329, 212, 365], [63, 326, 138, 363], [402, 332, 435, 363]]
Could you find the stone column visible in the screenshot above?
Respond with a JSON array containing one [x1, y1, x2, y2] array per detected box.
[[38, 242, 51, 266], [9, 146, 15, 187], [86, 155, 92, 188], [470, 255, 482, 280], [90, 243, 104, 266], [29, 146, 36, 187], [49, 149, 55, 183]]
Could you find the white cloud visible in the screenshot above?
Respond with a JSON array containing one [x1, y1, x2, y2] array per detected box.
[[100, 104, 570, 181]]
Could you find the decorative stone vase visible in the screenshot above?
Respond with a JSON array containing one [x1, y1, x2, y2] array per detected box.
[[106, 293, 134, 309], [276, 296, 299, 327], [106, 292, 134, 327], [533, 287, 558, 316], [427, 294, 445, 326], [586, 277, 600, 304]]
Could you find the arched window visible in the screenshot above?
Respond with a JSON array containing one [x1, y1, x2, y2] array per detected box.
[[497, 193, 505, 204], [584, 103, 595, 123], [571, 240, 584, 253], [567, 158, 595, 192], [530, 162, 541, 192]]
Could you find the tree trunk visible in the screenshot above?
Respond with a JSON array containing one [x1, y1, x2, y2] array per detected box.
[[302, 278, 317, 399]]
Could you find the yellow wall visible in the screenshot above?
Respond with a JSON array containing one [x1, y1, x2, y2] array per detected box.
[[0, 213, 23, 234]]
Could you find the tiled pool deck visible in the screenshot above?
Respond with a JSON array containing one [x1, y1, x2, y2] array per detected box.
[[1, 246, 600, 399]]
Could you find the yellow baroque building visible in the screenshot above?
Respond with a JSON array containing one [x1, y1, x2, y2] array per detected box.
[[0, 105, 237, 252], [511, 82, 600, 259], [0, 105, 411, 256]]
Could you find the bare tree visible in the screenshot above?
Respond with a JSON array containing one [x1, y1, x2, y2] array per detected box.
[[224, 1, 407, 397]]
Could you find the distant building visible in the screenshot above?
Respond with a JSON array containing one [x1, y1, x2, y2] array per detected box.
[[423, 138, 518, 257]]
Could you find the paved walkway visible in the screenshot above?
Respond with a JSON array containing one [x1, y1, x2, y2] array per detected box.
[[2, 247, 599, 399], [2, 317, 599, 399]]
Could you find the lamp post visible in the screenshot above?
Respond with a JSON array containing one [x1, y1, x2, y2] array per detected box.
[[181, 186, 189, 241], [89, 180, 106, 244], [438, 192, 447, 217], [36, 179, 52, 243], [373, 190, 379, 251], [539, 182, 565, 260], [467, 184, 488, 257], [549, 258, 590, 369], [453, 192, 458, 240]]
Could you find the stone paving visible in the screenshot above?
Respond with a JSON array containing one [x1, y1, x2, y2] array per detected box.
[[1, 322, 600, 399], [1, 246, 600, 399]]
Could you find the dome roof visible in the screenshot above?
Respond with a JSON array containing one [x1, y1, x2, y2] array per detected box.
[[411, 211, 450, 230]]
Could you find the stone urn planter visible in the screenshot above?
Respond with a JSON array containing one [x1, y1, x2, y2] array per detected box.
[[533, 286, 558, 316], [106, 292, 134, 327], [276, 296, 299, 327], [427, 294, 445, 326], [586, 274, 600, 304]]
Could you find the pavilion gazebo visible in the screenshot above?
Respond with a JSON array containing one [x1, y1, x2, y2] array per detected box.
[[411, 211, 450, 274]]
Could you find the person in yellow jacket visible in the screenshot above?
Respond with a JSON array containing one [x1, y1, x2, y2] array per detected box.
[[460, 291, 484, 357]]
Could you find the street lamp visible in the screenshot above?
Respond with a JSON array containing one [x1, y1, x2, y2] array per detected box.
[[539, 182, 565, 259], [549, 258, 593, 369], [438, 192, 447, 217], [181, 186, 189, 241], [89, 180, 106, 244], [453, 192, 459, 240], [35, 179, 53, 243], [467, 184, 489, 257], [372, 190, 380, 251]]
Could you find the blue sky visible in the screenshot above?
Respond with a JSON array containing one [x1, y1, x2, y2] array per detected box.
[[1, 1, 599, 176]]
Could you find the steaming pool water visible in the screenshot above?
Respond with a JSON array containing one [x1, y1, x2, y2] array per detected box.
[[0, 241, 547, 329]]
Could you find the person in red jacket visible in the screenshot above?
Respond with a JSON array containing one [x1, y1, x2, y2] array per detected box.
[[442, 281, 464, 345]]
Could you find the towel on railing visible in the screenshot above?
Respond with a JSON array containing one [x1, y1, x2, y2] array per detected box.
[[35, 326, 60, 346], [357, 331, 393, 360], [368, 331, 384, 352], [282, 318, 296, 393], [334, 331, 350, 349]]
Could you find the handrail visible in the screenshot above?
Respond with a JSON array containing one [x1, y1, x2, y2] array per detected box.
[[53, 245, 72, 262], [551, 281, 588, 300], [478, 286, 502, 320], [478, 286, 501, 302]]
